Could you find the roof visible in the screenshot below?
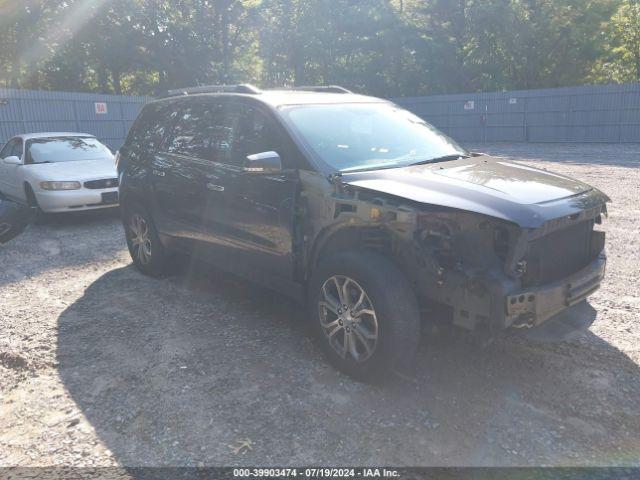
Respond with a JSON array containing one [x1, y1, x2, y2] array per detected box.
[[15, 132, 95, 141], [153, 89, 388, 108], [256, 90, 388, 107]]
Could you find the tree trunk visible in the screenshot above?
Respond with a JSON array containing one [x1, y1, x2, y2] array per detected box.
[[111, 70, 122, 94], [97, 66, 109, 93], [221, 1, 232, 83], [10, 57, 20, 88], [292, 45, 305, 86]]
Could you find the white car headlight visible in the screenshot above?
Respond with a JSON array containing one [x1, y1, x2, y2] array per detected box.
[[40, 181, 82, 191]]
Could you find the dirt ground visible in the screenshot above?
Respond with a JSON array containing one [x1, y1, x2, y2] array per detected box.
[[0, 143, 639, 468]]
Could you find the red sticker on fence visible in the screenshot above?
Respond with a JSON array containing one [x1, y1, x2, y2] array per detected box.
[[95, 102, 108, 114]]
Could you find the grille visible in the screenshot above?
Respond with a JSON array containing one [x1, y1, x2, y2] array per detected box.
[[84, 178, 119, 189], [522, 220, 596, 287]]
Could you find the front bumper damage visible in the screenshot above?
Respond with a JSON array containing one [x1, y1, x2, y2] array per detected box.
[[513, 300, 598, 342], [416, 249, 606, 339], [506, 252, 606, 329]]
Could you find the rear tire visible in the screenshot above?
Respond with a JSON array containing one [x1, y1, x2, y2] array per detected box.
[[123, 202, 168, 276], [308, 251, 421, 382]]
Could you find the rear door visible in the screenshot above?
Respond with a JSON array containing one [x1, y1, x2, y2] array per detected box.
[[120, 100, 179, 215], [150, 98, 228, 247]]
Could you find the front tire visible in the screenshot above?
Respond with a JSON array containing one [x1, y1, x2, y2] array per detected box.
[[308, 251, 421, 381], [123, 202, 168, 276], [24, 184, 46, 224]]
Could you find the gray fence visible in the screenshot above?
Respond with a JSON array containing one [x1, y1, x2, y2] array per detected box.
[[0, 88, 151, 151], [395, 83, 640, 143], [2, 83, 639, 149]]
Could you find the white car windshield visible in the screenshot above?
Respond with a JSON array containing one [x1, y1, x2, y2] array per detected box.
[[26, 137, 113, 164], [283, 103, 468, 172]]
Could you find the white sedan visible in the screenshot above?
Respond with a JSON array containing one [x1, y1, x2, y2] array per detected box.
[[0, 132, 119, 213]]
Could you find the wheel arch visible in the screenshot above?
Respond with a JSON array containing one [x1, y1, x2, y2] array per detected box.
[[309, 223, 393, 275], [23, 181, 37, 205], [119, 190, 154, 216]]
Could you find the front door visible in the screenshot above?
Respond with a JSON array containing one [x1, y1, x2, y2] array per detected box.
[[0, 139, 24, 201], [201, 101, 299, 279]]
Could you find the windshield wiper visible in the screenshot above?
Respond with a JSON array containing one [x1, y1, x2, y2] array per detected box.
[[341, 163, 410, 174], [408, 154, 469, 166], [339, 153, 470, 174]]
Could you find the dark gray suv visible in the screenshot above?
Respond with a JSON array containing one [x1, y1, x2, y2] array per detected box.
[[118, 84, 609, 380]]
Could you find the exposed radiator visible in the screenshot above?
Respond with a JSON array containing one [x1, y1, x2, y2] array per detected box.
[[522, 220, 600, 287]]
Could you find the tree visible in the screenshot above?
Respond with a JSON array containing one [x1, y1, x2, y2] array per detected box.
[[0, 0, 634, 96], [0, 1, 58, 88], [590, 0, 640, 82]]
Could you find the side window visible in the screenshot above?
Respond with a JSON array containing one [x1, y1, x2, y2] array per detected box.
[[11, 140, 23, 159], [126, 102, 178, 156], [234, 105, 307, 172], [164, 103, 217, 159], [232, 104, 309, 170], [163, 101, 242, 166], [0, 139, 16, 159], [210, 103, 240, 165], [234, 106, 281, 160]]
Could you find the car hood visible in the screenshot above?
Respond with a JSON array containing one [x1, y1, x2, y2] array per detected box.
[[26, 158, 117, 181], [340, 155, 610, 228]]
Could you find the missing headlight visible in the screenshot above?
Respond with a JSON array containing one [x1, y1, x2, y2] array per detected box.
[[418, 220, 456, 269], [493, 226, 510, 262]]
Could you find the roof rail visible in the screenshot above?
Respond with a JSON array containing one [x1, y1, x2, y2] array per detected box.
[[164, 84, 261, 97], [293, 85, 353, 94]]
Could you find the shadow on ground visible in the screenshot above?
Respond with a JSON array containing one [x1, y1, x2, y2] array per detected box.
[[56, 263, 640, 466], [0, 208, 124, 288], [37, 207, 122, 227]]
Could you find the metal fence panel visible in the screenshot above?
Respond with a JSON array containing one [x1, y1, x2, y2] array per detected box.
[[395, 83, 640, 143], [0, 88, 151, 151], [2, 84, 639, 148]]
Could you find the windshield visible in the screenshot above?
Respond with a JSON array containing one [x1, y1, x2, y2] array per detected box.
[[26, 137, 113, 164], [282, 103, 468, 172]]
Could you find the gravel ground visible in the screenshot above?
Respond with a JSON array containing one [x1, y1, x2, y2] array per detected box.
[[0, 143, 639, 468]]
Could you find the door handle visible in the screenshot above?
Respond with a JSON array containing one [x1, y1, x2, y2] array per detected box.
[[206, 183, 224, 192], [152, 169, 166, 177]]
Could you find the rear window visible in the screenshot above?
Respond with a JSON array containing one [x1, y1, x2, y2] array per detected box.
[[125, 101, 179, 155], [26, 137, 112, 164]]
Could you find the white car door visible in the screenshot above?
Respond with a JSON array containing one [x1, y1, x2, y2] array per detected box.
[[0, 140, 14, 195], [0, 139, 24, 201]]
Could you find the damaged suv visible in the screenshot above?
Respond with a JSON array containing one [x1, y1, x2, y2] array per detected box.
[[118, 85, 608, 379]]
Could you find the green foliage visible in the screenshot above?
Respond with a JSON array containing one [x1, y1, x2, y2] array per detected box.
[[589, 0, 640, 83], [0, 0, 635, 96]]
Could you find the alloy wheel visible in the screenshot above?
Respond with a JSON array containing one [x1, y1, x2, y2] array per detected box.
[[318, 275, 379, 362], [129, 213, 152, 265]]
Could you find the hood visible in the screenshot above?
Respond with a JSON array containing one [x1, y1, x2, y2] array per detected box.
[[341, 155, 610, 228], [26, 158, 117, 181]]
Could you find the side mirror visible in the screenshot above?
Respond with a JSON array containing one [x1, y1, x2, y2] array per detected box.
[[3, 156, 21, 165], [244, 151, 282, 174]]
